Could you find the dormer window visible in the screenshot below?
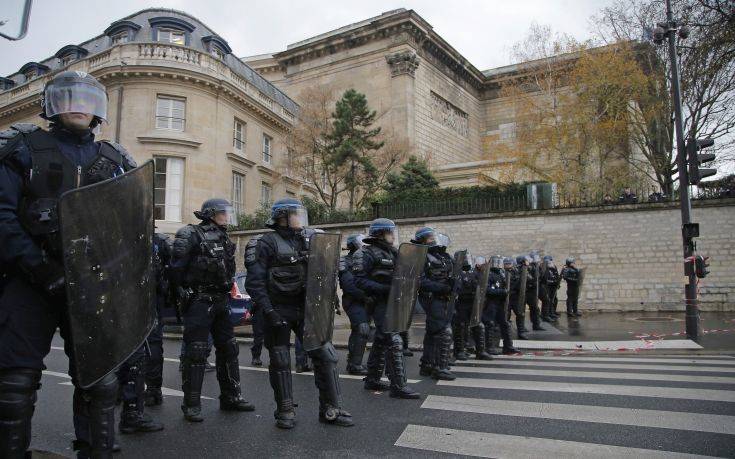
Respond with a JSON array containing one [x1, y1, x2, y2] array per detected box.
[[104, 20, 141, 45], [149, 17, 195, 46], [202, 35, 232, 60], [212, 47, 225, 59], [157, 29, 185, 45], [18, 62, 49, 82], [111, 31, 128, 45], [54, 45, 89, 68]]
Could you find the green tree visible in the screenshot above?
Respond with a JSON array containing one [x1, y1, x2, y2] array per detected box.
[[326, 89, 385, 211], [384, 155, 439, 194]]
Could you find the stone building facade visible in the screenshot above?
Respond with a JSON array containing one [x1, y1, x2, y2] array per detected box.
[[0, 9, 314, 233], [245, 8, 601, 188]]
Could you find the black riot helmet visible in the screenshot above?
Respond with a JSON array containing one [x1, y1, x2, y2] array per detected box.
[[516, 255, 530, 266], [529, 251, 541, 264], [267, 198, 308, 230], [503, 257, 514, 269], [461, 252, 473, 271], [490, 255, 504, 270], [365, 218, 399, 247], [41, 71, 108, 128], [412, 227, 450, 249], [194, 198, 234, 225], [475, 256, 488, 269], [565, 257, 576, 267], [345, 233, 365, 252]]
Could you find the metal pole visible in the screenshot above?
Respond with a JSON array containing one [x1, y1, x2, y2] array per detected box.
[[665, 0, 700, 341]]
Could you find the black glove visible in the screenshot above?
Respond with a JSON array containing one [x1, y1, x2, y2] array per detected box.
[[25, 260, 65, 297], [265, 309, 287, 328]]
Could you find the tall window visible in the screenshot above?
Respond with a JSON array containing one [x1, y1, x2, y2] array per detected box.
[[156, 96, 185, 131], [262, 134, 272, 164], [154, 156, 184, 222], [233, 119, 245, 152], [59, 55, 73, 67], [157, 28, 185, 45], [232, 172, 245, 219], [260, 182, 272, 206]]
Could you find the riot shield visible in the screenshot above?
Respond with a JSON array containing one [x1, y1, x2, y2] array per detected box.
[[384, 243, 429, 333], [60, 161, 155, 389], [516, 265, 528, 311], [470, 262, 491, 327], [447, 250, 467, 315], [576, 267, 586, 302], [303, 232, 342, 351]]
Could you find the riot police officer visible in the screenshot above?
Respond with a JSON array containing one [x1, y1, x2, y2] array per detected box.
[[244, 198, 352, 429], [561, 257, 582, 318], [527, 251, 545, 331], [144, 232, 172, 406], [352, 219, 420, 399], [539, 255, 561, 322], [170, 198, 254, 422], [117, 233, 169, 433], [508, 255, 529, 340], [453, 256, 492, 361], [413, 227, 457, 381], [484, 256, 520, 355], [340, 234, 370, 375], [0, 71, 137, 458]]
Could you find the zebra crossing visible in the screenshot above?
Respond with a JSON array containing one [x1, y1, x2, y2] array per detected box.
[[395, 353, 735, 458]]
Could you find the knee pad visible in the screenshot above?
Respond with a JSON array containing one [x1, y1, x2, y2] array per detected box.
[[0, 368, 41, 419], [217, 338, 239, 359], [86, 372, 118, 402], [308, 342, 338, 364], [269, 345, 291, 370], [185, 341, 210, 363]]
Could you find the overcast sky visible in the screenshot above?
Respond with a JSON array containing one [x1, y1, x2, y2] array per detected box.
[[1, 0, 617, 76]]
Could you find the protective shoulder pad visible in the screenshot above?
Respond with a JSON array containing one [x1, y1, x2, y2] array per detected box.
[[10, 123, 40, 134], [351, 248, 366, 274], [0, 124, 36, 158], [244, 234, 263, 266], [101, 140, 137, 169]]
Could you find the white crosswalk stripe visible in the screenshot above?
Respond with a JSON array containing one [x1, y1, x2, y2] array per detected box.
[[421, 395, 735, 435], [449, 365, 735, 384], [455, 358, 735, 373], [395, 425, 719, 459], [394, 353, 735, 458]]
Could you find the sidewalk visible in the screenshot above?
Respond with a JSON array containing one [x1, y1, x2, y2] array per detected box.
[[164, 311, 735, 353]]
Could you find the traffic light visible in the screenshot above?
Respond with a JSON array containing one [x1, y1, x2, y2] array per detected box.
[[695, 255, 710, 278], [687, 138, 716, 185]]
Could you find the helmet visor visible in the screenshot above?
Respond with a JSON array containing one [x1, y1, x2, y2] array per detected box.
[[215, 205, 236, 226], [490, 256, 503, 269], [285, 206, 309, 230], [475, 256, 487, 267], [44, 80, 108, 120], [436, 233, 451, 249]]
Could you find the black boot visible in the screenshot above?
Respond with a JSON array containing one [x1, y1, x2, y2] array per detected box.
[[471, 324, 493, 360], [0, 369, 40, 459], [484, 323, 501, 355], [452, 322, 469, 361], [181, 341, 208, 422], [144, 388, 162, 407], [346, 327, 368, 376], [432, 329, 456, 381], [82, 373, 119, 458], [216, 341, 255, 412], [269, 346, 296, 429], [516, 316, 528, 339], [400, 331, 413, 356], [119, 355, 164, 434], [310, 344, 354, 427], [385, 334, 420, 399], [251, 355, 263, 367], [364, 335, 390, 391]]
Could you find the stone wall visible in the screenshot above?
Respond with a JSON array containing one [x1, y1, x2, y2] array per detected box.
[[230, 199, 735, 312]]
